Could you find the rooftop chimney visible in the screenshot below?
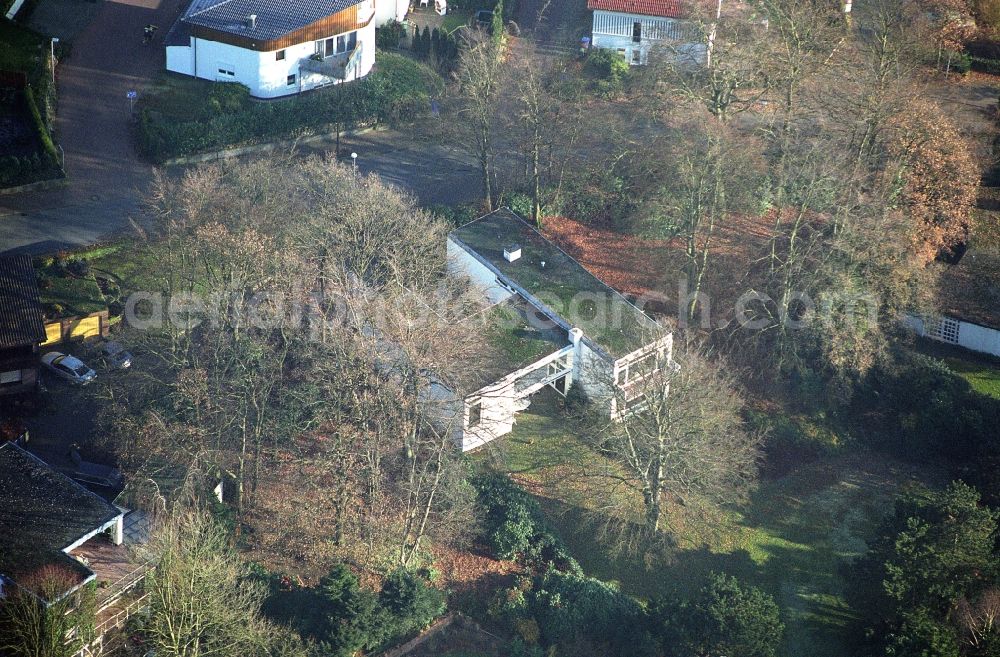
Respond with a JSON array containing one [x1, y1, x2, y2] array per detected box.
[[247, 13, 257, 29], [504, 244, 521, 263]]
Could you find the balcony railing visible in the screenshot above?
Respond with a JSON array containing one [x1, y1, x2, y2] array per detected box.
[[300, 44, 363, 81]]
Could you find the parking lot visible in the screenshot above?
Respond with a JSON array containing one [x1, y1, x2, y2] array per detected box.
[[4, 339, 127, 474]]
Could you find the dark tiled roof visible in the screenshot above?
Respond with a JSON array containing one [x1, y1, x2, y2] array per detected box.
[[587, 0, 685, 18], [0, 255, 45, 349], [0, 443, 121, 602], [179, 0, 359, 41], [936, 250, 1000, 331]]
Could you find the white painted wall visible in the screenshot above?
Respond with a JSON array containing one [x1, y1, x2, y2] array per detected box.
[[905, 313, 1000, 358], [590, 9, 705, 65], [459, 345, 574, 451], [447, 238, 517, 305], [4, 0, 27, 19], [166, 43, 194, 75], [374, 0, 409, 26], [165, 8, 376, 98]]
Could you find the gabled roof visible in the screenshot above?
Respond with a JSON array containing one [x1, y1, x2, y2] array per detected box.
[[587, 0, 686, 18], [0, 255, 45, 350], [0, 443, 121, 602], [449, 209, 664, 360], [178, 0, 359, 41]]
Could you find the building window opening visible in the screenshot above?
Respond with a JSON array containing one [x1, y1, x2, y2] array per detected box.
[[467, 399, 482, 428]]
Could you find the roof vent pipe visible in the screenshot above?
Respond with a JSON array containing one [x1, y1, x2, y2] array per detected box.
[[247, 13, 257, 29]]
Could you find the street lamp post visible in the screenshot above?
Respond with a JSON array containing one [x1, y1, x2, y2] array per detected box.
[[351, 152, 358, 175], [50, 37, 59, 85]]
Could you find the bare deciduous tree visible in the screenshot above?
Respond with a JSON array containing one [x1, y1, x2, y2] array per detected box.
[[581, 347, 762, 552], [456, 32, 508, 211], [139, 508, 305, 657]]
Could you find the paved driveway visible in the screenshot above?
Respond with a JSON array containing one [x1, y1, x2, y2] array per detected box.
[[0, 0, 481, 255], [0, 0, 190, 254]]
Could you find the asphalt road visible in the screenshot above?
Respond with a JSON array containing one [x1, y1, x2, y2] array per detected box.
[[0, 0, 480, 255]]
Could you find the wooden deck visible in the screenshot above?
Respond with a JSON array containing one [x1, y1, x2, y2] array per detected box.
[[69, 535, 133, 586], [67, 534, 149, 609]]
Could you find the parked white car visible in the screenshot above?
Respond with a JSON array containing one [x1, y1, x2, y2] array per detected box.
[[41, 352, 97, 385]]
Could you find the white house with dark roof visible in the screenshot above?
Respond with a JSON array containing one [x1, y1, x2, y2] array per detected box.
[[165, 0, 394, 97], [588, 0, 706, 65]]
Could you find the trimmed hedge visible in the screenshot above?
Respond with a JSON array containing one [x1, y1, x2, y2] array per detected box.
[[137, 52, 443, 162], [23, 85, 58, 164]]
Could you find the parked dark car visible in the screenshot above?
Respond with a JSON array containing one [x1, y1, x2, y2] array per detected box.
[[66, 445, 124, 488], [473, 9, 493, 30], [97, 340, 133, 370]]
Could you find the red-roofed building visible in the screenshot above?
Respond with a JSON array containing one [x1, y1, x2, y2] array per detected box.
[[588, 0, 705, 65]]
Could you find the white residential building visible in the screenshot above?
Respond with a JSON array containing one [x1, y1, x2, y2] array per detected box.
[[447, 209, 674, 451], [588, 0, 705, 65], [164, 0, 399, 98]]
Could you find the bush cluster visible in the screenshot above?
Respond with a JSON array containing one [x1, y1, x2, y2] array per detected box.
[[376, 19, 407, 50], [472, 472, 581, 574], [585, 48, 630, 97], [0, 152, 48, 186], [850, 350, 1000, 504], [426, 202, 481, 226], [492, 569, 781, 657], [530, 570, 656, 657], [410, 26, 459, 72], [137, 53, 442, 162], [263, 564, 445, 657], [650, 572, 784, 657]]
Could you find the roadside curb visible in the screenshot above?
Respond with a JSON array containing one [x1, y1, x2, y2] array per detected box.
[[0, 173, 68, 197], [160, 125, 379, 167]]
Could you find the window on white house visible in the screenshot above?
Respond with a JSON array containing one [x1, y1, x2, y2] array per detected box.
[[276, 49, 286, 60], [217, 67, 235, 76], [631, 49, 642, 64], [632, 21, 642, 42], [317, 38, 335, 57], [286, 74, 296, 86], [467, 399, 482, 428], [317, 33, 357, 58]]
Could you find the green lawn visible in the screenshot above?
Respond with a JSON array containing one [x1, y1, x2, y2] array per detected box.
[[490, 390, 940, 657], [913, 339, 1000, 399], [36, 256, 108, 318], [441, 11, 469, 33], [87, 243, 169, 296]]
